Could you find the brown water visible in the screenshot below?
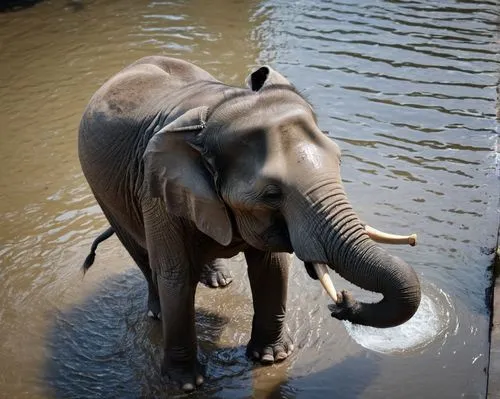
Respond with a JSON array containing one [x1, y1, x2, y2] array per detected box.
[[0, 0, 498, 398]]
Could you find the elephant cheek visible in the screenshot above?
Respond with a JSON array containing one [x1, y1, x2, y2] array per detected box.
[[232, 213, 272, 251], [235, 222, 267, 251]]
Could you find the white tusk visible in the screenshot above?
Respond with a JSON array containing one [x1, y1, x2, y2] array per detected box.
[[312, 263, 338, 303], [364, 225, 417, 246]]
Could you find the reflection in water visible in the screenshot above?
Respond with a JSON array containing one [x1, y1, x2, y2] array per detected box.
[[45, 270, 238, 398], [0, 0, 498, 397]]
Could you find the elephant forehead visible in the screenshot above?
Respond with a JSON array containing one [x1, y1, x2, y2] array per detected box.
[[264, 106, 311, 127], [294, 143, 323, 169]]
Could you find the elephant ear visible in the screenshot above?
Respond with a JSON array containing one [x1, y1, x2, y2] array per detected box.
[[245, 65, 292, 91], [143, 106, 233, 246]]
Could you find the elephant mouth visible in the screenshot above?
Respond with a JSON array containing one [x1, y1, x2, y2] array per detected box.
[[304, 261, 339, 302], [262, 216, 293, 253], [304, 225, 418, 305]]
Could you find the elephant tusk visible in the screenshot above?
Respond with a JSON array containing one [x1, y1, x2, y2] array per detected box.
[[364, 225, 417, 246], [312, 263, 338, 303]]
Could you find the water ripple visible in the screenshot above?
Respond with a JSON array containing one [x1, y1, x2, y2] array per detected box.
[[0, 0, 497, 397]]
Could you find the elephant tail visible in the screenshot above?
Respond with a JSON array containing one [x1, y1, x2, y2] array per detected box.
[[82, 226, 115, 274]]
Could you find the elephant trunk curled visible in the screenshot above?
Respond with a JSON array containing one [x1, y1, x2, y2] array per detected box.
[[294, 182, 421, 328]]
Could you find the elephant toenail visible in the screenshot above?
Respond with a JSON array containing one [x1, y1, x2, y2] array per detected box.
[[182, 382, 195, 392], [261, 353, 274, 363], [147, 310, 154, 318], [196, 375, 204, 386]]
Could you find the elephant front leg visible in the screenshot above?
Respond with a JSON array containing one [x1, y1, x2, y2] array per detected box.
[[143, 206, 203, 391], [244, 249, 293, 363], [157, 274, 203, 391]]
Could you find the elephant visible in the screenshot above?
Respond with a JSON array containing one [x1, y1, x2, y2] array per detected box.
[[78, 56, 421, 391]]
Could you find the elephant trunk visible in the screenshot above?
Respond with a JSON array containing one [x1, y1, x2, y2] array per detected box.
[[310, 184, 421, 328]]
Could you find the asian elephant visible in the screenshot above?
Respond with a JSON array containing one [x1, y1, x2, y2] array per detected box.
[[78, 56, 421, 391]]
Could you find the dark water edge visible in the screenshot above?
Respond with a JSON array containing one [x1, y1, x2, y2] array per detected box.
[[487, 227, 500, 397], [0, 0, 43, 13]]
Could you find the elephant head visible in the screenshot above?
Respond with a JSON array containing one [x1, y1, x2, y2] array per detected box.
[[144, 66, 421, 328]]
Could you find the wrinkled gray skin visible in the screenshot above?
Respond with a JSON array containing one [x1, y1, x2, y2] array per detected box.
[[78, 56, 421, 391]]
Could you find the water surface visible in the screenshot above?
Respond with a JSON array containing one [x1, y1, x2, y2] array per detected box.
[[0, 0, 498, 397]]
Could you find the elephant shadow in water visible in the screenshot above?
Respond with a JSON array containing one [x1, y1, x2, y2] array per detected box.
[[43, 268, 278, 398], [43, 268, 379, 398], [0, 0, 84, 12], [0, 0, 43, 12]]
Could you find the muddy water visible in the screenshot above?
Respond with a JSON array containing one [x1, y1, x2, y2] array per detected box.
[[0, 0, 498, 397]]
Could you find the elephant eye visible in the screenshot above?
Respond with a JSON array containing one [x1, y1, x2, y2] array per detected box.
[[261, 185, 283, 207]]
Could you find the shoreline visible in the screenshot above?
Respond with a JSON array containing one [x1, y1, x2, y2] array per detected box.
[[488, 241, 500, 397]]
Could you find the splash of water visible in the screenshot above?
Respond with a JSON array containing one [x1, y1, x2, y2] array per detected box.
[[344, 288, 453, 354]]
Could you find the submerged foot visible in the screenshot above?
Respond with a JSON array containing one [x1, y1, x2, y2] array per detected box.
[[162, 357, 204, 392], [246, 334, 294, 364], [200, 259, 233, 288]]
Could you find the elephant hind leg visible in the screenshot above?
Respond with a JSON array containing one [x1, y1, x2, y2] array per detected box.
[[115, 228, 161, 319], [97, 203, 161, 319], [199, 259, 232, 288]]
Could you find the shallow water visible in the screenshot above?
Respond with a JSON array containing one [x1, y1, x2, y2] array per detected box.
[[0, 0, 498, 397]]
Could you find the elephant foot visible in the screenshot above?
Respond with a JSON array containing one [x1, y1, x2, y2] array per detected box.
[[147, 291, 161, 320], [161, 357, 204, 392], [246, 335, 294, 364], [199, 259, 232, 288]]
